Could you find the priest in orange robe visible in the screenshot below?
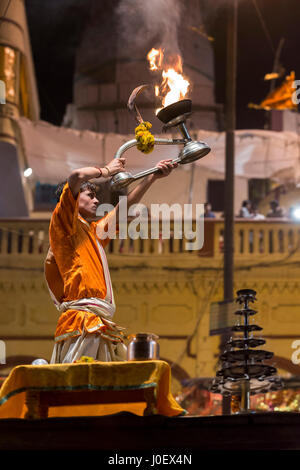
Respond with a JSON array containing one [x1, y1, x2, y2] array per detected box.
[[45, 157, 177, 363]]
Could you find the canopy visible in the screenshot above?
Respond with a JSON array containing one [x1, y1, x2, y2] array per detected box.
[[17, 117, 300, 187]]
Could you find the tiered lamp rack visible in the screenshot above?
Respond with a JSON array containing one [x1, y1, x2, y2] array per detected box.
[[211, 289, 282, 412]]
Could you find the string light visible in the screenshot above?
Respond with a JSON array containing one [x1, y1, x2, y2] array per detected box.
[[24, 167, 32, 177]]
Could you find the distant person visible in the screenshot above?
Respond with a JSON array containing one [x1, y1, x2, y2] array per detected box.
[[239, 200, 253, 218], [266, 200, 285, 218], [204, 202, 215, 218]]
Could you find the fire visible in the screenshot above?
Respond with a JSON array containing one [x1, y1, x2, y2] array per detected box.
[[147, 47, 190, 112], [161, 68, 189, 107], [147, 48, 163, 71]]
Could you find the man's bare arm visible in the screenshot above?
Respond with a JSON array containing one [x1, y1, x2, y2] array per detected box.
[[114, 159, 178, 218], [68, 158, 126, 198]]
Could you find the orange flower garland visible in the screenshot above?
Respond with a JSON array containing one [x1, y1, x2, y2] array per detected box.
[[135, 121, 155, 154]]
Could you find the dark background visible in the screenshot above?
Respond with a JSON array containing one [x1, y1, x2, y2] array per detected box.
[[24, 0, 300, 130]]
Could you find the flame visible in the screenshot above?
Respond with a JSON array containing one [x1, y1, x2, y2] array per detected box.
[[161, 68, 189, 107], [147, 47, 190, 113], [147, 48, 163, 71]]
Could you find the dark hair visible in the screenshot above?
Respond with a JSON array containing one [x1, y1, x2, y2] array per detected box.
[[270, 199, 279, 208], [55, 180, 97, 203], [242, 200, 250, 207]]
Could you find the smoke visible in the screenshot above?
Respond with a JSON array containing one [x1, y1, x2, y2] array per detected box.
[[199, 0, 242, 26], [116, 0, 182, 59]]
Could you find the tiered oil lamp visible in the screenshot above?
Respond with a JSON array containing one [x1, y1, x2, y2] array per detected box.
[[211, 289, 282, 413]]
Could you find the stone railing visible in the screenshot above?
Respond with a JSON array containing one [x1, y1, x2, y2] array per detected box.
[[0, 219, 49, 257], [1, 218, 300, 266], [212, 219, 300, 263]]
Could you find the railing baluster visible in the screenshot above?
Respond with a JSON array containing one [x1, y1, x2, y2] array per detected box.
[[120, 237, 130, 254], [3, 228, 9, 253], [288, 229, 294, 252], [142, 236, 151, 255], [10, 228, 19, 254], [28, 229, 34, 254], [153, 238, 160, 254], [279, 229, 285, 253], [249, 229, 254, 254], [239, 229, 244, 254], [268, 230, 273, 254], [173, 237, 180, 253], [262, 226, 266, 253], [243, 228, 251, 255], [273, 227, 279, 253], [253, 226, 260, 254], [33, 229, 42, 254]]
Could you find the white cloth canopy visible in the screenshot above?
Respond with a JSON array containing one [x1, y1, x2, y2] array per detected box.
[[197, 129, 300, 182], [17, 117, 300, 185]]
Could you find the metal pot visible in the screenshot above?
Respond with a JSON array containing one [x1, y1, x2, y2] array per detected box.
[[127, 333, 160, 361]]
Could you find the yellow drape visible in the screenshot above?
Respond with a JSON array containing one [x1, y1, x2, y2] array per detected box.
[[0, 360, 185, 419]]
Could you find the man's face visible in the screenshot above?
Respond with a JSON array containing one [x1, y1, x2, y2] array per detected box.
[[78, 189, 99, 219]]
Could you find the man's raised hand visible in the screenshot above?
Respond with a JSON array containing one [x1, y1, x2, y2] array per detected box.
[[153, 159, 178, 179], [105, 157, 126, 176]]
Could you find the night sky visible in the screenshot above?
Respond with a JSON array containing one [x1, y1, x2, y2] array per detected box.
[[25, 0, 300, 130]]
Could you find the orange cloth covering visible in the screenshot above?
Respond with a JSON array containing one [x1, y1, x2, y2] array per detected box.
[[249, 71, 298, 111], [45, 182, 118, 343], [0, 361, 186, 418]]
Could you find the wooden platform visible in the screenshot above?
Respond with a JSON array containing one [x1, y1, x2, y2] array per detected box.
[[1, 411, 300, 452]]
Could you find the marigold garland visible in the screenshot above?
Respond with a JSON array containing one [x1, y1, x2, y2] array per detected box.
[[74, 356, 95, 363], [135, 121, 155, 154]]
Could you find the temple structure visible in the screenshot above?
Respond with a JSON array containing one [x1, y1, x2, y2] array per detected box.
[[0, 0, 39, 216], [63, 0, 221, 134]]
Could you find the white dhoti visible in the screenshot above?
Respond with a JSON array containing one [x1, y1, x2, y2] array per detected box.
[[50, 328, 127, 363], [49, 297, 127, 364]]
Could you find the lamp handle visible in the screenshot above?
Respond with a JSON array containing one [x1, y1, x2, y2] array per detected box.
[[131, 156, 182, 181], [113, 138, 185, 160]]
